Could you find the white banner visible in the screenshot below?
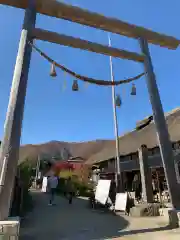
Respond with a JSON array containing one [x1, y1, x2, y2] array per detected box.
[[115, 192, 128, 211], [95, 179, 111, 205], [38, 172, 42, 179], [41, 177, 48, 192]]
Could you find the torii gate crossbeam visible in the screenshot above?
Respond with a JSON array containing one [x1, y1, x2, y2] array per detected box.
[[0, 0, 180, 49], [32, 28, 144, 62], [0, 0, 180, 220]]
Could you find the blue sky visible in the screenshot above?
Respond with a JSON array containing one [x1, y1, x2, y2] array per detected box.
[[0, 0, 180, 144]]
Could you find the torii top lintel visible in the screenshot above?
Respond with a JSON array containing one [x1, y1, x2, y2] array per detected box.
[[1, 0, 180, 49]]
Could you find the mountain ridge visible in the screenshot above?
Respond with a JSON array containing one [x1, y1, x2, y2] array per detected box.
[[19, 139, 114, 165]]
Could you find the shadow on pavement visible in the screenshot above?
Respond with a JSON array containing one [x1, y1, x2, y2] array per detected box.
[[118, 225, 172, 238], [20, 191, 129, 240]]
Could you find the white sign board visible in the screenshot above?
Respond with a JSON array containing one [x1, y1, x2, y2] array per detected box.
[[95, 179, 111, 205], [41, 177, 48, 192], [115, 192, 128, 211]]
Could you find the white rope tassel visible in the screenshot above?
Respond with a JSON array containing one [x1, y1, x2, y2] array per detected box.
[[62, 71, 67, 92], [84, 81, 89, 89]]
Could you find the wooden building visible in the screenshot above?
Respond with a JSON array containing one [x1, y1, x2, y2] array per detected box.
[[87, 108, 180, 193]]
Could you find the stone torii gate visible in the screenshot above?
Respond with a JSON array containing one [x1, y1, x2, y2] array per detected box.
[[0, 0, 180, 220]]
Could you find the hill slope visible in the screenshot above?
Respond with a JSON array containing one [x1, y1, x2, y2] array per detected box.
[[19, 140, 113, 165], [17, 107, 180, 165]]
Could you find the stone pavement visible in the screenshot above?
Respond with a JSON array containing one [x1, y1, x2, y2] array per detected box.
[[20, 190, 180, 240]]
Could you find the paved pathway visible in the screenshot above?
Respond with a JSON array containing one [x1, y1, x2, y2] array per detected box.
[[20, 190, 180, 240], [20, 190, 129, 239]]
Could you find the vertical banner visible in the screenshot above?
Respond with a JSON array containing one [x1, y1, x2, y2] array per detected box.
[[41, 177, 48, 193]]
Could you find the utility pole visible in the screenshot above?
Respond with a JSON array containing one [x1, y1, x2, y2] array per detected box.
[[35, 155, 41, 189], [108, 34, 123, 192]]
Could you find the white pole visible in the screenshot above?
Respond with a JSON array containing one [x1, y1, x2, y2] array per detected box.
[[108, 34, 122, 192], [35, 155, 40, 188]]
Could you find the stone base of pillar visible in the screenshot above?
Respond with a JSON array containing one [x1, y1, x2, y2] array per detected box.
[[168, 209, 180, 228], [0, 216, 20, 239], [160, 208, 180, 228], [130, 203, 160, 217]]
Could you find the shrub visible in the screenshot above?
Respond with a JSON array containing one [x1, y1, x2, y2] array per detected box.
[[10, 159, 34, 217], [19, 161, 34, 215], [74, 181, 93, 197], [56, 176, 93, 197]]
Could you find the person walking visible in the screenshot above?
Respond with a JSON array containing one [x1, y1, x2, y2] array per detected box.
[[66, 177, 74, 204], [47, 174, 59, 206]]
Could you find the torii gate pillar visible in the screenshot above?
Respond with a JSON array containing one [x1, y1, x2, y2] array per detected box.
[[0, 0, 180, 221], [0, 0, 36, 220], [140, 38, 180, 209]]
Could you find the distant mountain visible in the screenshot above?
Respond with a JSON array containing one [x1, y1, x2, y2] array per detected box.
[[11, 107, 180, 166], [19, 140, 113, 165]]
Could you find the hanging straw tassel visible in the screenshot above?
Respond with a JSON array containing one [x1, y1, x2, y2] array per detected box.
[[84, 81, 89, 89], [82, 81, 89, 92], [131, 83, 136, 96], [62, 79, 67, 92], [72, 79, 79, 91], [50, 62, 57, 77], [62, 72, 67, 92], [115, 94, 122, 107]]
